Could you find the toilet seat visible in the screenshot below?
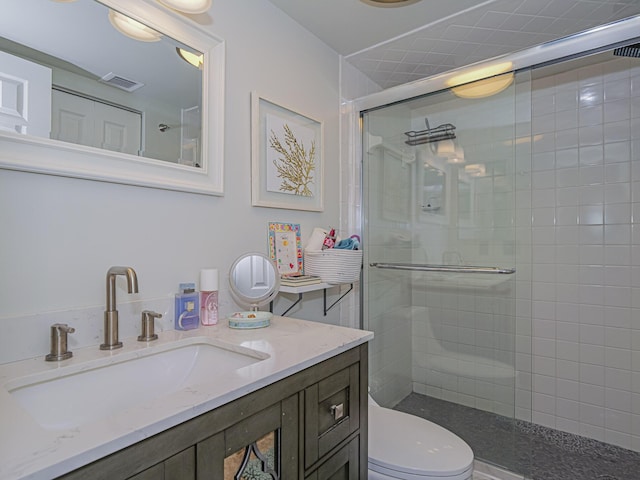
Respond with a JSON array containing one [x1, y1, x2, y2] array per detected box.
[[368, 405, 474, 480]]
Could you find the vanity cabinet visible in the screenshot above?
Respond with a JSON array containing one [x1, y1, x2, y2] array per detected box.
[[57, 343, 368, 480]]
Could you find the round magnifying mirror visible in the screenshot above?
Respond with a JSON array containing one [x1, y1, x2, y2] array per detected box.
[[228, 253, 280, 329]]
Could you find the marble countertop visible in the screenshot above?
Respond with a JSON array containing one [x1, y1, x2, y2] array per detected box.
[[0, 316, 373, 480]]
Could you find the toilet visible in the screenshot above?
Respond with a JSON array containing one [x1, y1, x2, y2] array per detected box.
[[368, 395, 474, 480]]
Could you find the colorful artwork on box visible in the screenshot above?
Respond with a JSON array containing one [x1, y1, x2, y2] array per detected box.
[[268, 222, 303, 276]]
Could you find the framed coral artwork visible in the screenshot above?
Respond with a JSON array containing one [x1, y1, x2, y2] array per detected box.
[[251, 92, 324, 211]]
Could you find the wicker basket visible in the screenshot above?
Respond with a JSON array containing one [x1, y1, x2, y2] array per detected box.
[[304, 249, 363, 284]]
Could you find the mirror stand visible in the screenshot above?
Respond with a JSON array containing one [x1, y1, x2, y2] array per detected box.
[[228, 253, 280, 329]]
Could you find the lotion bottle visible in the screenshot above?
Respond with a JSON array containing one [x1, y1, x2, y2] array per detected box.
[[200, 268, 219, 326]]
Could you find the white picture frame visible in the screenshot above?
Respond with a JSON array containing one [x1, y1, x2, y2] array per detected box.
[[251, 92, 323, 211]]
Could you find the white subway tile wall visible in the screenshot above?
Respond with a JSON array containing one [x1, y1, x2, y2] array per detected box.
[[528, 56, 640, 452]]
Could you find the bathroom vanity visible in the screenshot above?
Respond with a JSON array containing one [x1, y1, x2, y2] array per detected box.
[[0, 316, 372, 479]]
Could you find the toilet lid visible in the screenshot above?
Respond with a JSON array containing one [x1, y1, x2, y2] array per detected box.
[[368, 405, 474, 478]]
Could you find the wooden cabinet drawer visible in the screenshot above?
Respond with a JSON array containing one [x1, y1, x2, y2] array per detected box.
[[304, 362, 360, 468]]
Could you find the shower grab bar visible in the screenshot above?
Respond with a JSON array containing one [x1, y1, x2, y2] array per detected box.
[[370, 262, 516, 274]]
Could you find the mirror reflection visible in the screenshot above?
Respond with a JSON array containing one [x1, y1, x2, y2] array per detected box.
[[229, 254, 280, 309], [0, 0, 203, 167], [422, 164, 445, 214]]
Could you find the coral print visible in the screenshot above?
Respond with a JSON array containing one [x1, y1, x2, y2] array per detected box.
[[269, 124, 316, 197], [265, 113, 316, 198]]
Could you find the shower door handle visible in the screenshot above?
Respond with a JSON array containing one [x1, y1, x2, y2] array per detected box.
[[370, 262, 516, 274]]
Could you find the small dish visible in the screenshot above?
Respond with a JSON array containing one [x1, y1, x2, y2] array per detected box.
[[227, 311, 273, 329]]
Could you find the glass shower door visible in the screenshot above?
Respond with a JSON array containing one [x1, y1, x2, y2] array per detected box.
[[362, 73, 529, 471]]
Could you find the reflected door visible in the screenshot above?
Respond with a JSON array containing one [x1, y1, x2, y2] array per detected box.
[[51, 89, 142, 155], [0, 51, 51, 137]]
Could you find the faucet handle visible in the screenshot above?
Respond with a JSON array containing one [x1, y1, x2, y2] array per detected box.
[[45, 323, 75, 362], [138, 310, 162, 342]]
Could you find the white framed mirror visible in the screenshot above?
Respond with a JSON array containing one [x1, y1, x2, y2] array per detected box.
[[0, 0, 225, 195]]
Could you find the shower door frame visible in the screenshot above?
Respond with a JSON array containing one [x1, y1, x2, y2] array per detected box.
[[352, 16, 640, 115], [353, 15, 640, 332], [354, 15, 640, 332]]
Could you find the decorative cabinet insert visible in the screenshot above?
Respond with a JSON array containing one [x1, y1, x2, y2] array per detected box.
[[57, 344, 368, 479]]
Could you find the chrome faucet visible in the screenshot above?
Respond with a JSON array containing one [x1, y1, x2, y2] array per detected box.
[[101, 266, 139, 350]]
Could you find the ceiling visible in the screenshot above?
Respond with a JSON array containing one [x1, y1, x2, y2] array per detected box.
[[268, 0, 640, 90], [267, 0, 482, 56]]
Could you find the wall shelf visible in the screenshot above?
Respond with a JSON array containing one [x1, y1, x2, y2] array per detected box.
[[271, 282, 355, 316]]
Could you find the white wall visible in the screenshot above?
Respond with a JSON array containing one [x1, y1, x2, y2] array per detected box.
[[0, 0, 350, 363]]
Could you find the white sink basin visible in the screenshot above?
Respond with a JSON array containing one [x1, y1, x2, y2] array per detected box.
[[6, 338, 268, 430]]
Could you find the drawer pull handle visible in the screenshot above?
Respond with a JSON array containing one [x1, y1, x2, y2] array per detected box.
[[330, 403, 344, 421]]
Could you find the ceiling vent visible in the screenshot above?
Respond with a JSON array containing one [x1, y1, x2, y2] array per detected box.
[[99, 72, 144, 92], [613, 43, 640, 58]]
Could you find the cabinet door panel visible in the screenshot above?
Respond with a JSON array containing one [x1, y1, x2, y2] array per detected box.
[[222, 395, 299, 480], [306, 437, 359, 480], [127, 463, 164, 480], [225, 403, 281, 456], [197, 432, 225, 479], [126, 447, 195, 480], [164, 447, 195, 479], [280, 394, 300, 479]]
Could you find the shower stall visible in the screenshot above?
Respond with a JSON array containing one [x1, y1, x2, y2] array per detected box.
[[357, 22, 640, 476]]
